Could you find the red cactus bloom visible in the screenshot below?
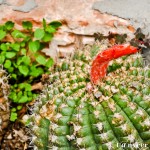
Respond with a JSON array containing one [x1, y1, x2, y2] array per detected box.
[[90, 44, 138, 84]]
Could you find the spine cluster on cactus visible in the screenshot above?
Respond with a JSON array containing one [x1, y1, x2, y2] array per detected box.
[[0, 65, 10, 143], [27, 45, 150, 150]]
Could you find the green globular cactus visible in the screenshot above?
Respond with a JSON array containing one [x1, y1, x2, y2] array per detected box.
[[28, 44, 150, 150], [0, 65, 10, 144], [33, 118, 50, 150]]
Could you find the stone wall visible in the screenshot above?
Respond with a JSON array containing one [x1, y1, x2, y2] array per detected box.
[[0, 0, 135, 59]]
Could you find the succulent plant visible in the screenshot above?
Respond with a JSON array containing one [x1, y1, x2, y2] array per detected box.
[[27, 43, 150, 150], [0, 65, 10, 144]]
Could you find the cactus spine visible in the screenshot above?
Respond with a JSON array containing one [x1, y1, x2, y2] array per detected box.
[[28, 45, 150, 150]]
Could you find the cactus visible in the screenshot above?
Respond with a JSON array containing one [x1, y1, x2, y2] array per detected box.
[[28, 43, 150, 150], [0, 65, 10, 144]]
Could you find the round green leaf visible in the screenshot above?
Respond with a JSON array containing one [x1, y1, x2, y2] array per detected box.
[[29, 40, 40, 53], [19, 83, 31, 91], [18, 91, 23, 99], [30, 66, 44, 77], [17, 105, 22, 110], [0, 25, 4, 30], [42, 32, 53, 42], [4, 60, 11, 68], [6, 52, 16, 58], [10, 43, 20, 51], [18, 65, 29, 76], [34, 28, 45, 40], [7, 67, 14, 73], [11, 74, 17, 79], [46, 25, 56, 33], [11, 108, 17, 112], [27, 91, 32, 97], [36, 55, 46, 65], [10, 112, 17, 122], [25, 84, 31, 91], [0, 30, 6, 40], [22, 56, 31, 65], [5, 21, 14, 30], [17, 56, 30, 66], [22, 21, 33, 30], [20, 41, 26, 47], [18, 95, 28, 103], [11, 30, 26, 38], [21, 48, 27, 55], [17, 56, 23, 65], [0, 55, 5, 64], [9, 91, 17, 102], [48, 21, 62, 29], [1, 43, 9, 51], [46, 58, 54, 67]]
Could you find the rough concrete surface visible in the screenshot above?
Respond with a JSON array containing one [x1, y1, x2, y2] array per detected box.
[[93, 0, 150, 35], [0, 0, 3, 4], [0, 0, 6, 4], [13, 0, 37, 12], [0, 0, 143, 60]]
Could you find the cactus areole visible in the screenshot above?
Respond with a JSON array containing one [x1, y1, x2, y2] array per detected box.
[[29, 44, 150, 150]]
